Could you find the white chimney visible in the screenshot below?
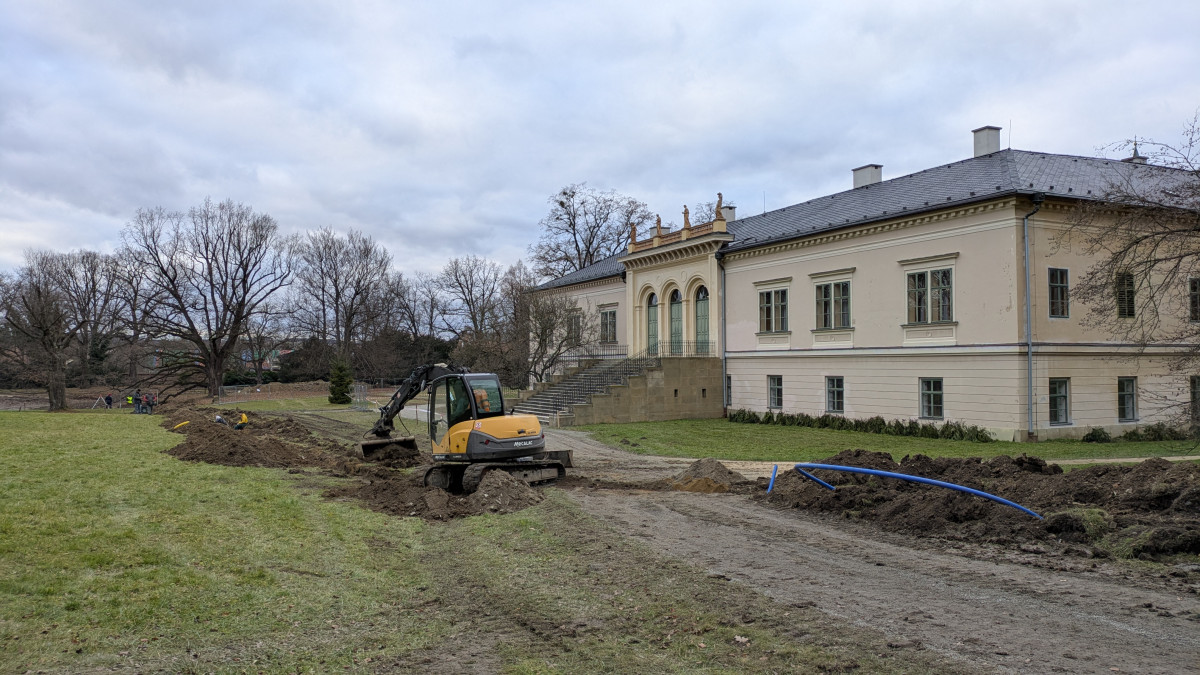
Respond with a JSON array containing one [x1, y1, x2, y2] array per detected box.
[[720, 205, 736, 221], [973, 126, 1002, 157], [852, 164, 882, 188]]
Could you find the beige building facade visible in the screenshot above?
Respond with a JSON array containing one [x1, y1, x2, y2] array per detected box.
[[539, 128, 1195, 440]]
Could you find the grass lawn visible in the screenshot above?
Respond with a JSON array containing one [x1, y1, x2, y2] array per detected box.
[[0, 410, 959, 673], [575, 418, 1200, 463]]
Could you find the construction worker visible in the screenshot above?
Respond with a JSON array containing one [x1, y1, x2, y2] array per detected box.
[[133, 389, 143, 414], [233, 412, 248, 430]]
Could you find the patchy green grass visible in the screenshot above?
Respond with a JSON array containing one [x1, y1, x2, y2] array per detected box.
[[0, 411, 441, 673], [215, 395, 353, 411], [575, 418, 1200, 462], [0, 410, 964, 673]]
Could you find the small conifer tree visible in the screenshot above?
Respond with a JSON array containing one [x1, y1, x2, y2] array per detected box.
[[328, 356, 353, 404]]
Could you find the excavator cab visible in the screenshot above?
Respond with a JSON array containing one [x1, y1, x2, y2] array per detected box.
[[427, 373, 541, 460]]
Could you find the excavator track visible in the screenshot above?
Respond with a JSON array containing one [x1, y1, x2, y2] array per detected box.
[[461, 461, 566, 493]]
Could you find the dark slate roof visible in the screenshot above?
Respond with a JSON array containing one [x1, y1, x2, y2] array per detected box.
[[725, 148, 1178, 253], [542, 148, 1186, 288], [537, 251, 625, 290]]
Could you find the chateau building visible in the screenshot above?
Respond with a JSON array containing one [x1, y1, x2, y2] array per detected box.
[[539, 127, 1195, 440]]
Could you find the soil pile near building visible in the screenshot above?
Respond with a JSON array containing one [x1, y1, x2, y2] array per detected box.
[[659, 457, 754, 493], [762, 449, 1200, 559]]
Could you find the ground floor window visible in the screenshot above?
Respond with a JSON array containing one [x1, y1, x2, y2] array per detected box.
[[768, 375, 783, 409], [1049, 378, 1070, 425], [919, 378, 943, 419], [826, 376, 844, 413], [1117, 377, 1137, 422]]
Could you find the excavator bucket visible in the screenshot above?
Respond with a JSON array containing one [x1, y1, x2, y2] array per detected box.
[[358, 436, 419, 462]]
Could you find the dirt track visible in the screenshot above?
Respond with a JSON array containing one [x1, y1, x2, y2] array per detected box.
[[550, 429, 1200, 674]]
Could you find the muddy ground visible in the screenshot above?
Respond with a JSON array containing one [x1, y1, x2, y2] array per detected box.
[[159, 407, 1200, 673]]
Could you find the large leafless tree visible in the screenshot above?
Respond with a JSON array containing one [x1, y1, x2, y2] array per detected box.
[[1063, 117, 1200, 420], [529, 183, 653, 279], [121, 199, 294, 397], [439, 254, 503, 338], [293, 228, 392, 355], [0, 250, 109, 409]]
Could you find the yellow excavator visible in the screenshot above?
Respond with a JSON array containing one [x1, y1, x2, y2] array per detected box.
[[360, 363, 570, 492]]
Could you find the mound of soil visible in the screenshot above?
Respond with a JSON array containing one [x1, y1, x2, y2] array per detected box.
[[763, 450, 1200, 559], [327, 468, 543, 521], [657, 458, 753, 493], [162, 407, 347, 469]]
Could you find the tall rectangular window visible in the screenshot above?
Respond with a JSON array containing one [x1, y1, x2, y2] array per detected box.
[[1115, 272, 1136, 318], [768, 375, 783, 409], [1190, 279, 1200, 322], [599, 309, 617, 343], [920, 378, 943, 419], [1049, 378, 1070, 425], [1117, 377, 1137, 422], [816, 281, 851, 329], [826, 376, 845, 413], [759, 289, 788, 332], [567, 314, 582, 342], [1049, 268, 1069, 318], [907, 269, 953, 323]]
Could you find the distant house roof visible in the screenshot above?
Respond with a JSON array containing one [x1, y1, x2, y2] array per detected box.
[[541, 148, 1184, 289]]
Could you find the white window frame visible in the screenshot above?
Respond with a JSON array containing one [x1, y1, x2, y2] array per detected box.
[[1049, 268, 1070, 319], [768, 375, 783, 410], [919, 377, 943, 419], [1049, 377, 1070, 425], [826, 376, 844, 414], [1117, 377, 1137, 422]]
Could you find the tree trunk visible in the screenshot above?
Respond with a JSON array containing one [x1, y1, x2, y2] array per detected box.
[[205, 356, 225, 398], [46, 361, 68, 411]]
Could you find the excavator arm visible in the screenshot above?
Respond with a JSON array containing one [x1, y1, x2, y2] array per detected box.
[[366, 363, 469, 439]]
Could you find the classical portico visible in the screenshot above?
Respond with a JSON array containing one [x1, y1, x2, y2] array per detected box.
[[621, 206, 733, 357]]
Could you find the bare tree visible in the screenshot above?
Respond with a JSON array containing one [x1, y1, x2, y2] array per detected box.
[[55, 250, 122, 386], [0, 251, 92, 409], [293, 227, 392, 354], [112, 250, 163, 384], [439, 255, 502, 338], [241, 300, 293, 385], [121, 199, 294, 397], [529, 183, 653, 279], [488, 260, 594, 385], [1063, 117, 1200, 422], [393, 270, 446, 339]]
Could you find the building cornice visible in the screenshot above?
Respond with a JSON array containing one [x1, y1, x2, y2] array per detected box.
[[723, 198, 1017, 263], [536, 274, 623, 294], [619, 233, 733, 270]]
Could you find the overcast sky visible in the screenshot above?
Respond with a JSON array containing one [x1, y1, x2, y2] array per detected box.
[[2, 1, 1198, 276]]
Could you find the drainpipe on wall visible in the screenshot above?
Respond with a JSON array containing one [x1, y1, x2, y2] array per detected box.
[[1023, 193, 1046, 441], [716, 250, 727, 413]]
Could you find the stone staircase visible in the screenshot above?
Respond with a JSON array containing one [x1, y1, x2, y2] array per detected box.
[[511, 349, 662, 424]]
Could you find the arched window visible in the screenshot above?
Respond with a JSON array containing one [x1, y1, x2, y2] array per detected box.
[[646, 293, 658, 355], [695, 286, 710, 354], [669, 290, 683, 355]]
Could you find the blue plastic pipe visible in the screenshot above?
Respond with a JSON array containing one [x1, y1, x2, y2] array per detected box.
[[791, 462, 1043, 520], [767, 465, 779, 493]]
